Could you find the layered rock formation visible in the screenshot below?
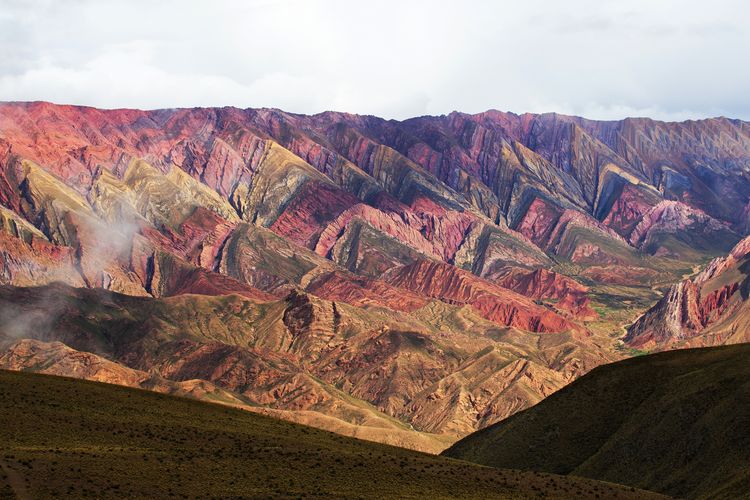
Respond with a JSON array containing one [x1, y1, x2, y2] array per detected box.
[[0, 338, 251, 405], [0, 101, 749, 450], [383, 260, 579, 333], [0, 283, 613, 450], [627, 235, 750, 348]]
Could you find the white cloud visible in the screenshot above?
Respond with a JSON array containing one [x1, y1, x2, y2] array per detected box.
[[0, 0, 748, 121]]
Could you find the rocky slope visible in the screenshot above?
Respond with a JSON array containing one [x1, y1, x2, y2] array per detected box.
[[627, 234, 750, 349], [0, 101, 748, 450], [0, 338, 254, 405], [0, 282, 620, 447]]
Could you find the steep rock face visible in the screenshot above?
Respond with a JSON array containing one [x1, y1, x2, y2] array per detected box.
[[325, 219, 427, 276], [8, 159, 94, 246], [0, 228, 84, 288], [314, 202, 440, 260], [269, 181, 359, 248], [601, 182, 661, 236], [627, 235, 750, 348], [320, 124, 470, 211], [463, 223, 552, 274], [625, 280, 706, 347], [514, 202, 656, 286], [4, 102, 750, 237], [4, 102, 746, 291], [230, 141, 333, 227], [0, 103, 568, 305], [341, 111, 618, 223], [177, 136, 250, 197], [145, 252, 277, 301], [514, 197, 564, 248], [315, 109, 750, 238], [0, 137, 334, 301], [217, 222, 333, 293], [696, 234, 750, 282], [492, 267, 596, 319], [384, 260, 578, 333], [604, 118, 750, 225], [348, 111, 591, 221], [545, 210, 629, 260], [171, 206, 238, 269], [312, 198, 485, 267], [402, 196, 478, 263], [121, 159, 240, 227], [628, 200, 739, 257], [0, 158, 154, 294], [0, 204, 47, 243], [305, 271, 428, 312], [512, 196, 635, 268], [265, 113, 555, 274], [238, 110, 389, 203]]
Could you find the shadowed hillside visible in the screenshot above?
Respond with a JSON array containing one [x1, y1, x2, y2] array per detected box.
[[0, 282, 622, 452], [0, 370, 664, 499], [443, 343, 750, 499]]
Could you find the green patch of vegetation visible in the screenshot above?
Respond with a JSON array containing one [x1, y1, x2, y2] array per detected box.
[[0, 370, 651, 499], [613, 342, 650, 357]]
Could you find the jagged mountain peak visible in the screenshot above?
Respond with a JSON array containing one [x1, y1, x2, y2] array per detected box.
[[0, 100, 747, 451]]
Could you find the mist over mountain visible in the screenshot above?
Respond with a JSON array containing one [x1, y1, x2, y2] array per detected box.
[[0, 101, 748, 457]]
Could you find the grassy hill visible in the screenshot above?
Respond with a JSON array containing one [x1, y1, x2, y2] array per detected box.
[[0, 370, 661, 499], [443, 343, 750, 499]]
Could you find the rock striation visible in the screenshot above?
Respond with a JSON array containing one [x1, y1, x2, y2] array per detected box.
[[2, 101, 750, 450]]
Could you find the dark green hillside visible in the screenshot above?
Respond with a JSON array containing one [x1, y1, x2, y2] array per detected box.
[[444, 343, 750, 499], [0, 370, 659, 499]]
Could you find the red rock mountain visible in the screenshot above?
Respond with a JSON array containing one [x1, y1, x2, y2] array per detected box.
[[0, 101, 748, 450], [627, 235, 750, 349]]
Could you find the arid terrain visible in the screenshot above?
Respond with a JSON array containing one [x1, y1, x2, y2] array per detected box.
[[1, 101, 750, 451]]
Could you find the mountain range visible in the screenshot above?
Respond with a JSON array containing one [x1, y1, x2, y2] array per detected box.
[[1, 101, 749, 451]]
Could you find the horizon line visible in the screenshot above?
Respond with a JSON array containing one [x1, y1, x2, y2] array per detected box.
[[0, 99, 737, 126]]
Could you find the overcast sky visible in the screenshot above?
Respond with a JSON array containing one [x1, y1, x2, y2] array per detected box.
[[0, 0, 748, 121]]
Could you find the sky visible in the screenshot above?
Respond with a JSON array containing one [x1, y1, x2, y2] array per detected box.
[[0, 0, 748, 121]]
